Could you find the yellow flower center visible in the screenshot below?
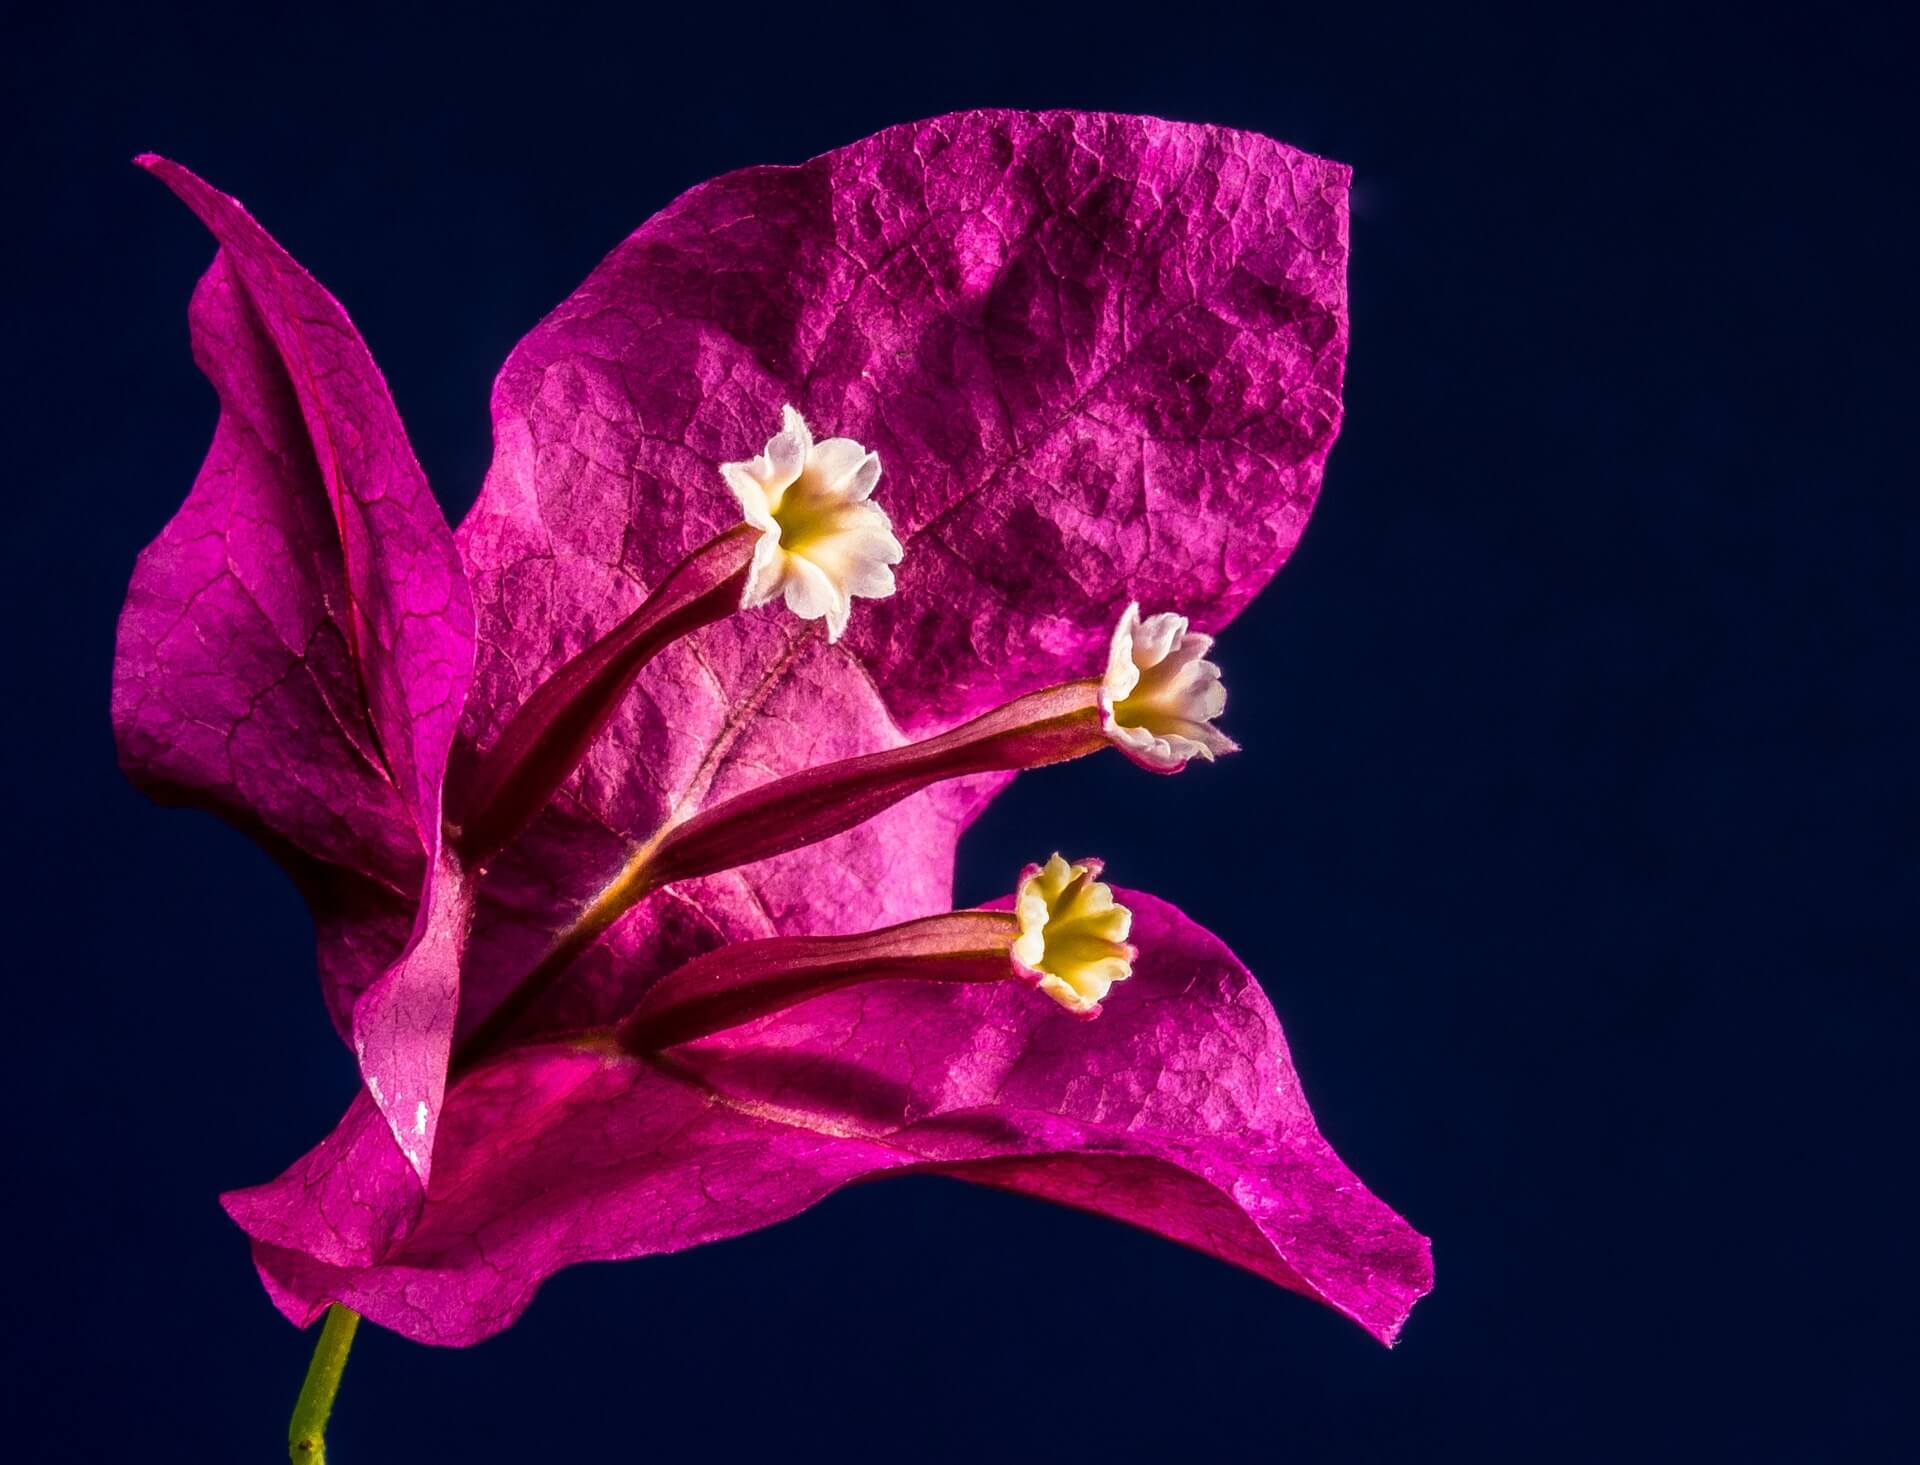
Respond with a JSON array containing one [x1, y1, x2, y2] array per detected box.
[[1011, 854, 1135, 1015]]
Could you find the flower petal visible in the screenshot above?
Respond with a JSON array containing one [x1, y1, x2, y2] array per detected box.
[[768, 403, 811, 485], [806, 437, 875, 497]]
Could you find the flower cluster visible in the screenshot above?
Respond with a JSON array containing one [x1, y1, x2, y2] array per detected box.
[[115, 112, 1430, 1374]]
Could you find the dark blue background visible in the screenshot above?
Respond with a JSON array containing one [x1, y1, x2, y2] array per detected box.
[[5, 3, 1911, 1461]]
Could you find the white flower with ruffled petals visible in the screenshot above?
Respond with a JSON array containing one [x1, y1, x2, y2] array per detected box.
[[1098, 602, 1239, 772], [721, 405, 903, 642]]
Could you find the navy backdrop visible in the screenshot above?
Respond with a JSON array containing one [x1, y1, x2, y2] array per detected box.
[[4, 4, 1911, 1461]]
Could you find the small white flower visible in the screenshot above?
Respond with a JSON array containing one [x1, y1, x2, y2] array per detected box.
[[1011, 854, 1135, 1016], [1099, 602, 1239, 772], [721, 405, 903, 643]]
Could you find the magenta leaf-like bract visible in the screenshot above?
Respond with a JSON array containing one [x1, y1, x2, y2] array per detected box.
[[114, 159, 476, 1177], [119, 110, 1430, 1348], [445, 107, 1350, 1049], [240, 895, 1430, 1346]]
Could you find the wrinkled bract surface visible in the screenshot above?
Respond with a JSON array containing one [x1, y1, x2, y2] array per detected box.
[[115, 110, 1429, 1349], [450, 109, 1350, 1043], [114, 159, 475, 1175], [243, 896, 1429, 1345]]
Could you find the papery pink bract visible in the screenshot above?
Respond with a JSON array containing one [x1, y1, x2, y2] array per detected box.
[[113, 159, 476, 1177], [241, 895, 1430, 1346], [449, 108, 1349, 1044], [117, 110, 1427, 1347]]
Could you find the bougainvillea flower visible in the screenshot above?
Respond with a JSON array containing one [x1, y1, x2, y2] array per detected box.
[[725, 404, 902, 642], [115, 108, 1431, 1351], [1101, 603, 1239, 771]]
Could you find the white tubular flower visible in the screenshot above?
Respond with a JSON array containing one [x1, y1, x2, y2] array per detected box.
[[1098, 602, 1239, 773], [721, 405, 903, 642], [1011, 854, 1136, 1016]]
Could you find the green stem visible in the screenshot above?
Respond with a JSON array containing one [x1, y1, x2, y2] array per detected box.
[[289, 1305, 361, 1462]]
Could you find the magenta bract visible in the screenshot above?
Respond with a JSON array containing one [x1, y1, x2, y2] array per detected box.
[[245, 896, 1429, 1346], [115, 157, 477, 1176], [115, 110, 1429, 1348]]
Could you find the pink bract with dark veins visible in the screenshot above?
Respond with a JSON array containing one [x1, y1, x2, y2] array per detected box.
[[113, 109, 1432, 1348]]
